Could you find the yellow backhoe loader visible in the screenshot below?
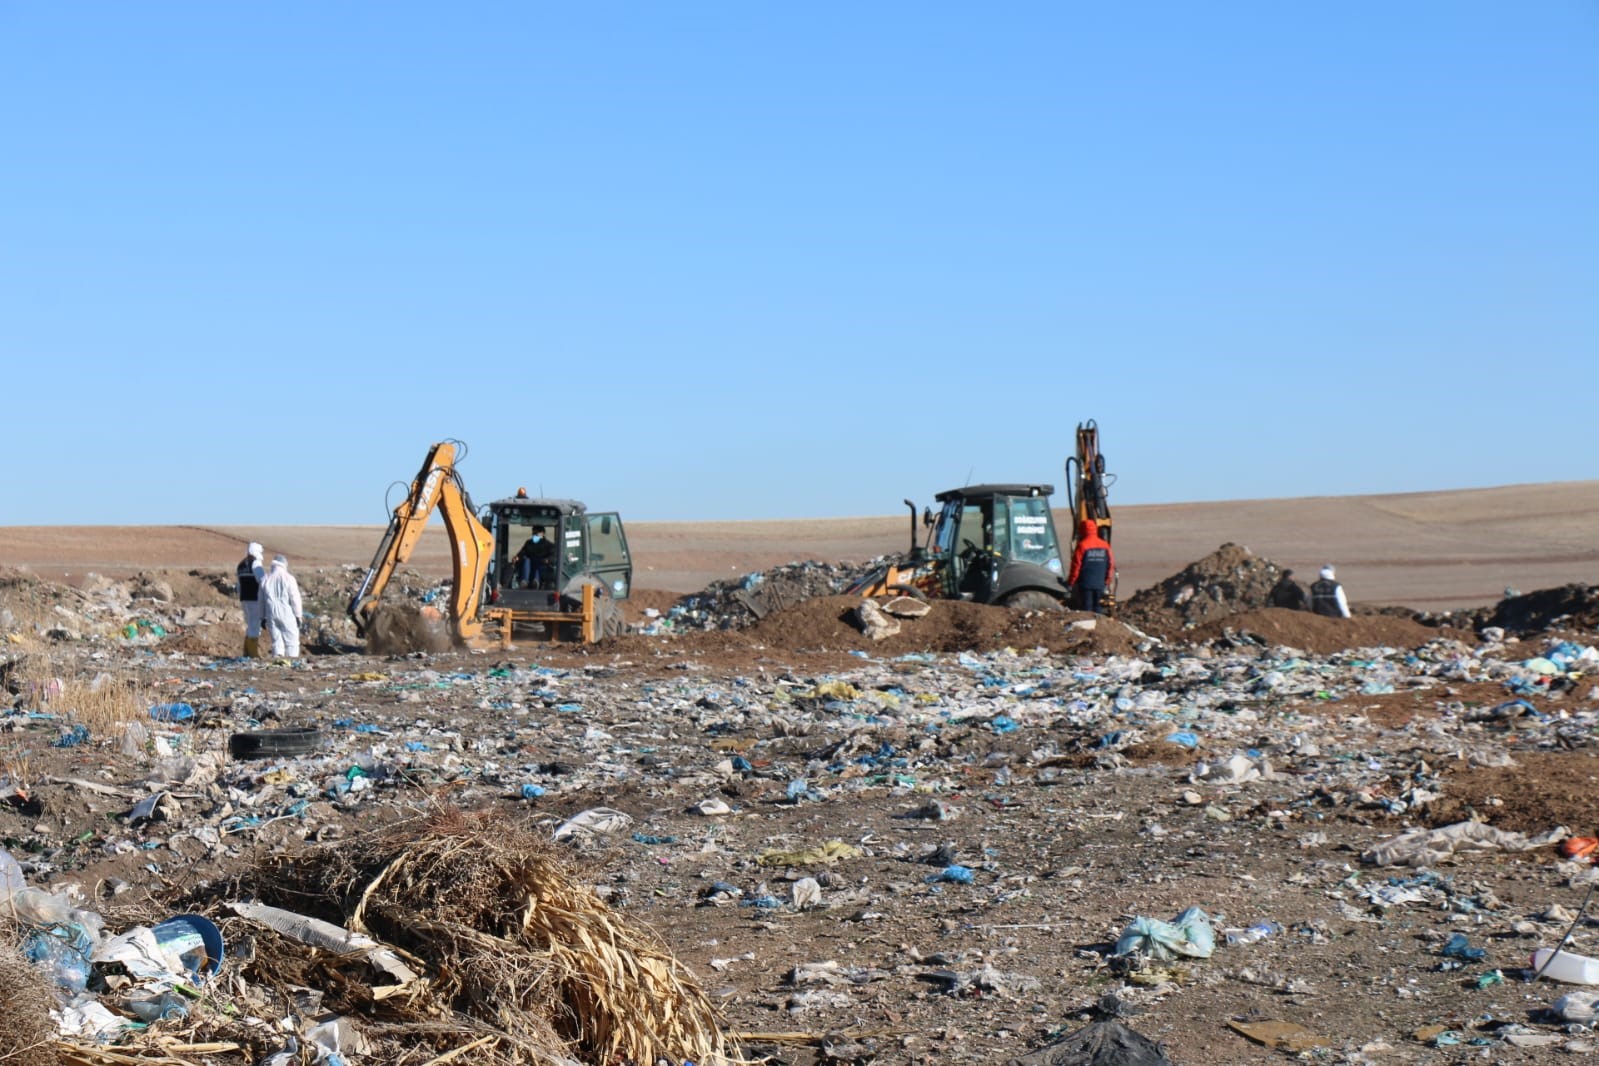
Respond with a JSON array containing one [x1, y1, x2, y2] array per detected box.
[[347, 441, 632, 646]]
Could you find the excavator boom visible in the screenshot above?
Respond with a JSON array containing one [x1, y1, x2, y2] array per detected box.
[[347, 440, 495, 644]]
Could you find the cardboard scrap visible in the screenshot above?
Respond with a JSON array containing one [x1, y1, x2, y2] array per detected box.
[[1227, 1019, 1331, 1053]]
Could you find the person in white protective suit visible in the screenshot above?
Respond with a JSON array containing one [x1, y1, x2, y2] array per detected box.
[[260, 554, 305, 659], [236, 542, 266, 657]]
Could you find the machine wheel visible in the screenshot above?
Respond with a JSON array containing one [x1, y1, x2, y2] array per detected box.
[[596, 595, 629, 639], [884, 584, 928, 601], [1002, 590, 1065, 612]]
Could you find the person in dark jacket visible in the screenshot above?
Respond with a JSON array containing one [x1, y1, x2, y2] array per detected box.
[[1068, 520, 1115, 614], [236, 541, 266, 657], [1310, 564, 1351, 618], [514, 526, 557, 588], [1270, 569, 1311, 611]]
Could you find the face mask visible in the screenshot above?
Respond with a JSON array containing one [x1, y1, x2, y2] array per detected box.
[[533, 534, 543, 543]]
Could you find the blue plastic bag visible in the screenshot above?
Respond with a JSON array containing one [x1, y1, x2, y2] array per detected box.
[[1115, 906, 1216, 960]]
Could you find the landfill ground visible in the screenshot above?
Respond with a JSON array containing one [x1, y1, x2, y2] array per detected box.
[[2, 493, 1599, 1066]]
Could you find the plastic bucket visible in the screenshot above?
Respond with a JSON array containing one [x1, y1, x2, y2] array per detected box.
[[152, 914, 224, 978]]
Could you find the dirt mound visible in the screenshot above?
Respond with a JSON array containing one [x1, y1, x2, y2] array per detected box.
[[1120, 542, 1291, 635], [739, 595, 1145, 656], [1485, 583, 1599, 635], [364, 603, 452, 655], [1182, 606, 1455, 655]]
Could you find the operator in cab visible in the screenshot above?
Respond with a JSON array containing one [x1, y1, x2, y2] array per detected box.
[[515, 526, 557, 589]]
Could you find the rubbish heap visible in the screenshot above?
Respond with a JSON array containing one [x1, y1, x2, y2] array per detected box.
[[663, 558, 885, 629], [2, 555, 1599, 1063], [1119, 542, 1290, 631]]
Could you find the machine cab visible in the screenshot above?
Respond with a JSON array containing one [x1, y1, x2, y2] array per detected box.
[[484, 494, 632, 611], [930, 484, 1063, 603]]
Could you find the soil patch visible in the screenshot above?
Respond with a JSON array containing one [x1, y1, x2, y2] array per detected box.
[[742, 595, 1145, 657], [1431, 750, 1599, 836]]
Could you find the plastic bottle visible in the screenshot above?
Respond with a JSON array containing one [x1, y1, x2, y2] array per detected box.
[[1225, 921, 1284, 946], [128, 992, 191, 1023], [1532, 948, 1599, 984]]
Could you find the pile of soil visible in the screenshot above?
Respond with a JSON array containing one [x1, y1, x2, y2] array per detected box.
[[738, 595, 1145, 657], [1185, 606, 1455, 655], [1119, 542, 1292, 635], [1485, 583, 1599, 636], [364, 603, 451, 655]]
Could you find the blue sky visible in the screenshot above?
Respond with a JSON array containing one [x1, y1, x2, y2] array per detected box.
[[2, 2, 1594, 524]]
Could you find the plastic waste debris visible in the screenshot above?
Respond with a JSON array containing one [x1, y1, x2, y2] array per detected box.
[[1552, 988, 1599, 1021], [552, 806, 633, 841], [52, 724, 91, 748], [1115, 906, 1216, 960], [25, 926, 94, 993], [149, 702, 195, 722], [792, 877, 823, 909], [1441, 932, 1487, 961], [127, 990, 191, 1023], [228, 900, 418, 989], [152, 914, 225, 978], [924, 865, 975, 885], [1190, 754, 1274, 785], [1533, 947, 1599, 984], [1364, 821, 1568, 867], [1225, 921, 1283, 946], [1007, 1007, 1174, 1066]]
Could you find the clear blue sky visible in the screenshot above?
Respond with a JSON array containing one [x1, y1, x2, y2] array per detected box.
[[3, 2, 1594, 525]]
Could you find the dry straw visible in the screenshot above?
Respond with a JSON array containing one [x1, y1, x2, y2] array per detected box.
[[0, 936, 61, 1066], [256, 808, 739, 1066]]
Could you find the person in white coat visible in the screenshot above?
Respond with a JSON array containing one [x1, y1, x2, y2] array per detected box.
[[1310, 565, 1351, 619], [260, 554, 305, 658], [236, 542, 266, 657]]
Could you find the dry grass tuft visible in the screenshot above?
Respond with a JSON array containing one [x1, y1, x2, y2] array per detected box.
[[0, 936, 62, 1065], [55, 674, 146, 740], [255, 808, 738, 1066]]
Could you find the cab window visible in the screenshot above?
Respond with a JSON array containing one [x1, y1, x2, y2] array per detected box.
[[1006, 496, 1061, 570]]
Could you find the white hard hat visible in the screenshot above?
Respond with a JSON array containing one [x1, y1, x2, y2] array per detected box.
[[1320, 565, 1336, 580]]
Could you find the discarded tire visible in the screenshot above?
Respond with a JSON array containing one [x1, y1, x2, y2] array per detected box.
[[228, 728, 323, 760]]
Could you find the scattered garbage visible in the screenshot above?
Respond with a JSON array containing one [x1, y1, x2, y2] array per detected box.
[[5, 555, 1599, 1062]]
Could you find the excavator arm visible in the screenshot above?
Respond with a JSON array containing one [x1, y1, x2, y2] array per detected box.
[[1068, 420, 1112, 536], [1065, 419, 1117, 608], [347, 440, 496, 644]]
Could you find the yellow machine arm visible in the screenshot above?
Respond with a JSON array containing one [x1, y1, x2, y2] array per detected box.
[[1069, 420, 1112, 539], [347, 440, 496, 644]]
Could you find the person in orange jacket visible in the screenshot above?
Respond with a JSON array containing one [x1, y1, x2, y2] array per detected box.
[[1068, 519, 1115, 614]]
